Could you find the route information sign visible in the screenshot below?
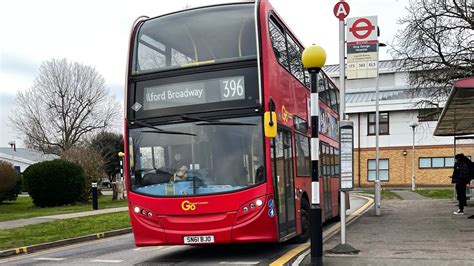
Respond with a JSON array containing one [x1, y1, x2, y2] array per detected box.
[[340, 121, 354, 191], [346, 16, 378, 79]]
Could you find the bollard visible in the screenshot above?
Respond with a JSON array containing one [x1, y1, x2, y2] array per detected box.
[[92, 182, 98, 210]]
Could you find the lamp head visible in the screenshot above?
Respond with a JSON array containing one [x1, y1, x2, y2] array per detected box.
[[302, 44, 326, 70], [409, 121, 419, 128], [118, 152, 124, 157]]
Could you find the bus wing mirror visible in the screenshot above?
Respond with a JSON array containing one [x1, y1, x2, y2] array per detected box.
[[264, 112, 277, 138], [264, 98, 277, 138]]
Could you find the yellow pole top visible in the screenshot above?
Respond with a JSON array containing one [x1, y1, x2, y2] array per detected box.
[[301, 44, 327, 70], [118, 152, 124, 157]]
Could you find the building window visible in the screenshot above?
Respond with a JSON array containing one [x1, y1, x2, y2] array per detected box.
[[368, 159, 389, 181], [368, 112, 389, 135], [295, 134, 310, 176], [419, 157, 456, 169]]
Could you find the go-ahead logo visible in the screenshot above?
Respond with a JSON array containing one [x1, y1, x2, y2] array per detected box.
[[181, 200, 208, 211]]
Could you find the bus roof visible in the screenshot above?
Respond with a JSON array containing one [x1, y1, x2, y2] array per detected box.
[[434, 77, 474, 136]]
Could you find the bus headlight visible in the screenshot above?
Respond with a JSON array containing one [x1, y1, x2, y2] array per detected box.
[[234, 196, 266, 225]]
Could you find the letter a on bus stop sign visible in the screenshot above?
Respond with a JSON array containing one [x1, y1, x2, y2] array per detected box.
[[333, 1, 350, 21]]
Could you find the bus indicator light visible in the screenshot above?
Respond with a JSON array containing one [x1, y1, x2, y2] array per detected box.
[[134, 207, 140, 213], [256, 199, 263, 206]]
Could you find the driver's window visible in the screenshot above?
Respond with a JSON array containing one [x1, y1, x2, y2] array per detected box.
[[139, 146, 165, 169], [139, 147, 153, 169]]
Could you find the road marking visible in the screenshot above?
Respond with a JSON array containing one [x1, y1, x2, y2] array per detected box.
[[269, 243, 309, 266], [133, 246, 180, 252], [91, 259, 124, 263], [0, 234, 131, 264], [292, 249, 310, 266], [34, 257, 66, 261], [290, 195, 374, 266], [271, 195, 374, 266]]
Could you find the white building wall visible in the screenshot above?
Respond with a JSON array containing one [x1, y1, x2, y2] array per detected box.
[[348, 110, 453, 148], [0, 156, 33, 173]]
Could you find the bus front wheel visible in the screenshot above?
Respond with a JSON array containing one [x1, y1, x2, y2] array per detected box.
[[292, 199, 310, 243]]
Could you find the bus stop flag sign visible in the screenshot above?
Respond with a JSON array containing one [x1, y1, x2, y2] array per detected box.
[[346, 16, 378, 79], [333, 1, 350, 21]]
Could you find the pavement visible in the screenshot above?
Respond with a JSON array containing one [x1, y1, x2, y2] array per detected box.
[[301, 190, 474, 265], [391, 189, 430, 200], [0, 207, 128, 230]]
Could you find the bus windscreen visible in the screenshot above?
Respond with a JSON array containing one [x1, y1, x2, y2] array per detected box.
[[132, 4, 256, 75], [128, 116, 265, 197]]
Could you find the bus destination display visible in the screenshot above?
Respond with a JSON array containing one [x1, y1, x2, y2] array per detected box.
[[143, 76, 245, 110]]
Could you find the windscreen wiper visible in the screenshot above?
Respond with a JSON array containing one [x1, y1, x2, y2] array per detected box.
[[130, 120, 196, 136], [180, 114, 256, 126]]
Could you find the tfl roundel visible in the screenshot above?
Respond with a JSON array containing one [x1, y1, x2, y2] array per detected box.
[[347, 16, 378, 43]]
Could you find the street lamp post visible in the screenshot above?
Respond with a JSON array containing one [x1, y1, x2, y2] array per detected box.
[[302, 44, 326, 266], [409, 122, 419, 191]]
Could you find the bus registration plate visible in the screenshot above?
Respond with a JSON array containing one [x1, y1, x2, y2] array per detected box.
[[184, 235, 215, 244]]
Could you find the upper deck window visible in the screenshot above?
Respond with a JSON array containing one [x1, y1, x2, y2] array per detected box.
[[133, 4, 256, 75]]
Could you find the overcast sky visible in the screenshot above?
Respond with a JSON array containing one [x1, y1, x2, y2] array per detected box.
[[0, 0, 409, 148]]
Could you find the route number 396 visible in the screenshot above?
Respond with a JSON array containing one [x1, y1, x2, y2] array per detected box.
[[221, 78, 244, 98]]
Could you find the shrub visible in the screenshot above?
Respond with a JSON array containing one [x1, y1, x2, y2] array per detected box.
[[0, 160, 17, 193], [23, 160, 86, 207], [0, 160, 22, 202], [0, 176, 22, 202]]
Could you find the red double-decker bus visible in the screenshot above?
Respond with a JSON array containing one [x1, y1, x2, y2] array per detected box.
[[124, 0, 341, 246]]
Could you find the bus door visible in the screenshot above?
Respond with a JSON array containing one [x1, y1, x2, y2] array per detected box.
[[271, 128, 296, 239]]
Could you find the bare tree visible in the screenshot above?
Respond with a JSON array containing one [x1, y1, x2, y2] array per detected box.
[[391, 0, 473, 107], [10, 59, 119, 154]]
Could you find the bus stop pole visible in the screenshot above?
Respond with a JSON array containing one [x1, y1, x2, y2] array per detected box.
[[338, 13, 347, 245]]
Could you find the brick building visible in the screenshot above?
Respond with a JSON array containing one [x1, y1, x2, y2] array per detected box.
[[324, 60, 472, 188]]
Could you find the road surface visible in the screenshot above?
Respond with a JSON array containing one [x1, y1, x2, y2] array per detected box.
[[0, 195, 367, 265]]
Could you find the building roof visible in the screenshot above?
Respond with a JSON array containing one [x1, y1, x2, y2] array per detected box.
[[346, 89, 410, 104], [435, 77, 474, 136], [0, 148, 59, 164]]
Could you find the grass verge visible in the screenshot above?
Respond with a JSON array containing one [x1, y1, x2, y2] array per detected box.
[[0, 211, 130, 250], [356, 189, 403, 200], [0, 195, 128, 222], [415, 188, 454, 199]]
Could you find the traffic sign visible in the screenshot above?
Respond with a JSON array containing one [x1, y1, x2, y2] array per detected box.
[[347, 16, 377, 43], [349, 18, 375, 39], [333, 1, 350, 21], [346, 16, 378, 79]]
